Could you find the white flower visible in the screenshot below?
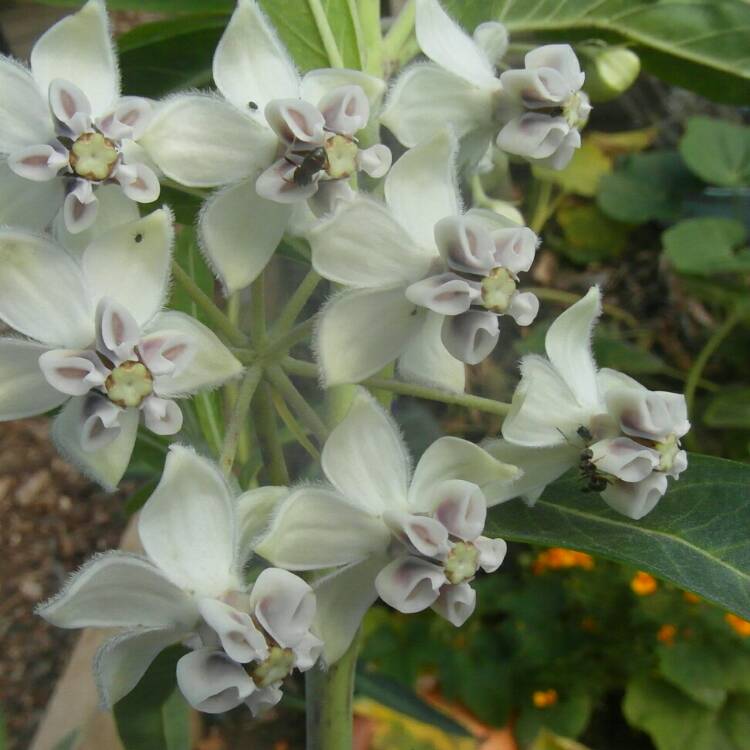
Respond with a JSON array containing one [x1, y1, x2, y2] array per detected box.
[[308, 129, 539, 391], [483, 287, 690, 519], [0, 0, 159, 236], [0, 210, 242, 489], [381, 0, 589, 170], [38, 445, 320, 715], [139, 0, 390, 294], [257, 388, 520, 663]]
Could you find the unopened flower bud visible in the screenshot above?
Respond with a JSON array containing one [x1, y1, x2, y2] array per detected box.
[[580, 45, 641, 102]]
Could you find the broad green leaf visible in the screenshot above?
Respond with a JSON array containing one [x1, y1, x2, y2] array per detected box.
[[531, 730, 593, 750], [555, 203, 628, 264], [443, 0, 750, 105], [486, 454, 750, 621], [592, 334, 667, 375], [534, 142, 612, 197], [597, 151, 699, 223], [662, 218, 750, 275], [516, 691, 592, 746], [658, 641, 730, 709], [680, 117, 750, 188], [705, 389, 750, 430]]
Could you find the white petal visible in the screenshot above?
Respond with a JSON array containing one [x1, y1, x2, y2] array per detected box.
[[114, 162, 160, 203], [506, 291, 539, 327], [0, 228, 93, 347], [48, 79, 92, 135], [415, 0, 498, 89], [431, 481, 486, 540], [0, 338, 67, 418], [323, 388, 411, 513], [146, 312, 243, 396], [382, 64, 495, 150], [198, 598, 267, 663], [431, 582, 476, 626], [406, 273, 479, 316], [590, 437, 659, 483], [317, 85, 369, 135], [176, 648, 255, 714], [257, 486, 390, 569], [95, 298, 141, 362], [95, 626, 185, 707], [357, 144, 392, 178], [312, 556, 385, 664], [473, 22, 508, 67], [0, 57, 53, 151], [0, 160, 64, 231], [316, 287, 425, 386], [474, 536, 507, 572], [491, 226, 538, 274], [482, 440, 577, 506], [301, 69, 385, 111], [292, 631, 324, 671], [410, 436, 520, 510], [79, 395, 124, 452], [397, 310, 465, 392], [52, 396, 138, 490], [236, 486, 289, 564], [265, 98, 325, 145], [385, 129, 460, 249], [199, 179, 291, 293], [212, 0, 300, 112], [309, 196, 431, 288], [497, 114, 573, 163], [140, 94, 277, 187], [435, 214, 494, 275], [63, 179, 98, 234], [142, 396, 183, 436], [441, 310, 499, 365], [83, 208, 173, 328], [139, 444, 239, 596], [30, 0, 119, 117], [250, 568, 316, 648], [386, 510, 450, 558], [375, 556, 445, 613], [139, 331, 194, 377], [500, 68, 570, 107], [605, 385, 690, 442], [545, 285, 602, 411], [38, 349, 106, 396], [37, 551, 196, 628], [8, 144, 68, 181], [601, 473, 669, 520], [531, 128, 581, 170], [255, 158, 320, 204], [245, 685, 283, 716], [526, 44, 584, 91], [308, 179, 355, 216], [97, 96, 153, 140]]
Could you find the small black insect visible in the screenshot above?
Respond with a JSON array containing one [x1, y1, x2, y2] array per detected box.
[[285, 147, 328, 187], [576, 432, 612, 492], [248, 101, 258, 111], [576, 425, 593, 443], [134, 233, 143, 243]]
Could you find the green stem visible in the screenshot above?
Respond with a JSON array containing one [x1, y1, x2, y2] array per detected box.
[[194, 392, 223, 457], [346, 0, 367, 69], [305, 630, 361, 750], [529, 180, 555, 234], [283, 357, 511, 417], [219, 366, 262, 476], [171, 261, 248, 347], [269, 386, 321, 461], [359, 0, 384, 75], [249, 273, 267, 346], [685, 309, 740, 417], [253, 381, 290, 485], [265, 318, 317, 360], [265, 365, 330, 444], [382, 0, 415, 66], [274, 270, 322, 334], [308, 0, 345, 67]]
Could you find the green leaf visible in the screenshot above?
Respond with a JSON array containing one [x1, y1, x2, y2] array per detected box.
[[516, 691, 592, 746], [592, 333, 667, 375], [555, 203, 629, 264], [355, 671, 472, 737], [443, 0, 750, 105], [680, 117, 750, 188], [533, 142, 613, 197], [169, 227, 216, 326], [485, 454, 750, 621], [597, 151, 698, 223], [705, 388, 750, 430], [662, 218, 750, 275], [30, 0, 232, 10], [658, 641, 730, 708], [531, 730, 593, 750], [124, 478, 159, 515]]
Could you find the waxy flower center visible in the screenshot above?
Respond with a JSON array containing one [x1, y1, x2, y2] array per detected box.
[[481, 268, 517, 313], [656, 434, 680, 472], [105, 361, 153, 407], [564, 92, 591, 130], [324, 134, 358, 180], [445, 542, 480, 585], [69, 132, 119, 181], [251, 646, 296, 688]]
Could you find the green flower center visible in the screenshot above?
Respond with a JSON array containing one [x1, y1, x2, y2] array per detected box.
[[444, 542, 480, 585], [324, 135, 359, 180], [481, 268, 517, 313], [69, 132, 119, 181], [251, 646, 296, 688], [656, 433, 680, 472], [564, 92, 591, 130], [105, 361, 153, 407]]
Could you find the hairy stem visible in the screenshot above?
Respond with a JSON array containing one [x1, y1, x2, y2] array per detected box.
[[308, 0, 345, 67], [359, 0, 384, 75], [274, 271, 322, 334], [382, 0, 415, 67], [249, 274, 267, 347], [219, 366, 262, 476], [265, 318, 317, 360], [253, 381, 290, 485], [265, 365, 330, 444]]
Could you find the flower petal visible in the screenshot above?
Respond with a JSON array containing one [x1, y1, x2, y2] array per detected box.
[[0, 160, 64, 231], [406, 273, 480, 316], [323, 388, 411, 513], [415, 0, 498, 89], [48, 79, 92, 135], [473, 22, 508, 67], [0, 338, 67, 419], [375, 556, 445, 614], [601, 473, 668, 520], [317, 85, 369, 135], [432, 480, 486, 540], [256, 158, 320, 203], [30, 0, 119, 117], [526, 44, 584, 91], [496, 114, 574, 163], [0, 58, 53, 151], [95, 298, 140, 362], [265, 99, 325, 145], [0, 228, 93, 347], [8, 144, 68, 182], [142, 396, 183, 436], [385, 128, 460, 249], [301, 68, 384, 110], [357, 144, 392, 178], [474, 536, 507, 573], [506, 291, 539, 327], [199, 178, 291, 294], [79, 395, 125, 452], [387, 511, 450, 558], [63, 179, 98, 234], [431, 582, 476, 626], [309, 196, 431, 288], [37, 551, 197, 629], [38, 348, 106, 396], [590, 437, 659, 483], [212, 0, 300, 112], [52, 396, 138, 490], [97, 96, 153, 140], [316, 287, 425, 386], [441, 310, 499, 365], [236, 486, 290, 564], [114, 162, 161, 203], [435, 214, 495, 275], [138, 444, 239, 596], [83, 208, 173, 328], [146, 311, 243, 396], [140, 94, 277, 187], [198, 598, 267, 663], [257, 486, 390, 569]]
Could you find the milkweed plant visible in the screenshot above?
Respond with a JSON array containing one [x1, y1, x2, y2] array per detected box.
[[5, 0, 729, 747]]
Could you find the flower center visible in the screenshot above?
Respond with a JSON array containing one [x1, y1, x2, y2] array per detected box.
[[655, 433, 680, 472], [481, 268, 517, 313], [324, 134, 359, 180], [563, 91, 591, 130], [105, 361, 153, 407], [251, 646, 296, 688], [69, 132, 119, 181], [444, 542, 480, 585]]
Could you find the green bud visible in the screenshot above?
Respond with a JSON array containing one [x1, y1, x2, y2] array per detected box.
[[580, 45, 641, 103]]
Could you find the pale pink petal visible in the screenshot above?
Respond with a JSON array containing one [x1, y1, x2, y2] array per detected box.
[[8, 144, 68, 182], [38, 349, 107, 396], [375, 556, 445, 614], [141, 396, 183, 435], [441, 310, 499, 365], [264, 99, 325, 145]]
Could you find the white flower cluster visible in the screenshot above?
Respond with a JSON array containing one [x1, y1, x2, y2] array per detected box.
[[0, 0, 689, 719]]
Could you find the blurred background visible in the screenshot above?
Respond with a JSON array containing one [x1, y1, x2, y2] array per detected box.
[[1, 2, 749, 749]]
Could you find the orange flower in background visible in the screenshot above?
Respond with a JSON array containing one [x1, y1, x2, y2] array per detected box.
[[725, 613, 750, 637], [657, 624, 677, 645], [631, 571, 658, 596], [532, 548, 594, 574], [683, 591, 701, 604], [532, 689, 559, 709]]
